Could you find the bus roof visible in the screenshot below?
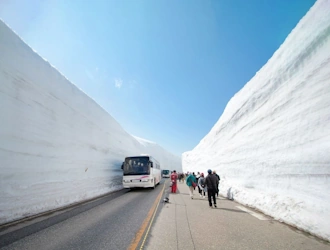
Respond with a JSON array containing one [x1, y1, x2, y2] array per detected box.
[[125, 155, 150, 158]]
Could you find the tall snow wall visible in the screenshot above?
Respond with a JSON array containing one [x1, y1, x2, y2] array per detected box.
[[133, 136, 182, 172], [0, 20, 181, 225], [182, 0, 330, 241]]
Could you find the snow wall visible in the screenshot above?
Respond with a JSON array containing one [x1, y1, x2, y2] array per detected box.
[[0, 20, 181, 225], [183, 0, 330, 241]]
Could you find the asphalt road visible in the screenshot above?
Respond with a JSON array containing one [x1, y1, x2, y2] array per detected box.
[[0, 180, 167, 250], [2, 179, 329, 250]]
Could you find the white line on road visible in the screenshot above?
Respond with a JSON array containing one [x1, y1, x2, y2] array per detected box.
[[236, 206, 270, 220]]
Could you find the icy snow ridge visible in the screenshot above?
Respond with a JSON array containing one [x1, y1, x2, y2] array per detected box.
[[183, 0, 330, 241]]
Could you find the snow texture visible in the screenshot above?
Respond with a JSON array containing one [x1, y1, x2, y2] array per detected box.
[[0, 20, 181, 225], [183, 0, 330, 241]]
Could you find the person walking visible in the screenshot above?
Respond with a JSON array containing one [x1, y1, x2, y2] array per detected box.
[[196, 172, 201, 194], [178, 172, 182, 183], [213, 170, 220, 197], [205, 169, 219, 208], [198, 173, 206, 198], [186, 172, 197, 199], [170, 170, 178, 193]]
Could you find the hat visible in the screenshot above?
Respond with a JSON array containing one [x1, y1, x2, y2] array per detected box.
[[207, 169, 212, 174]]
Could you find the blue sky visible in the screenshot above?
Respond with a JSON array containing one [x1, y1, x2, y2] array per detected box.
[[0, 0, 316, 156]]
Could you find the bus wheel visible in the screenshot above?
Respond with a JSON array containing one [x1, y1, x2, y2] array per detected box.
[[152, 179, 156, 189]]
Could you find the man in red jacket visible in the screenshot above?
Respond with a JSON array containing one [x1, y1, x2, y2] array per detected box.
[[170, 170, 178, 193]]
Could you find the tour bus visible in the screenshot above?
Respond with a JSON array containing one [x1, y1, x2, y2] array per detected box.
[[162, 170, 170, 178], [121, 155, 161, 189]]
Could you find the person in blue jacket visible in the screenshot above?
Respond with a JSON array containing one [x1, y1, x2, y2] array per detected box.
[[186, 172, 197, 199]]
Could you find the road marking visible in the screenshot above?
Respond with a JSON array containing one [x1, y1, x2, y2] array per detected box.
[[236, 206, 270, 220], [127, 183, 165, 250], [139, 183, 165, 249]]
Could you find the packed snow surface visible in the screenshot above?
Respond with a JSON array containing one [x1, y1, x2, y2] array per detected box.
[[0, 20, 181, 224], [183, 0, 330, 241]]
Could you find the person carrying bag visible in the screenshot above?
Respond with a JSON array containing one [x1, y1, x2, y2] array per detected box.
[[186, 172, 197, 199]]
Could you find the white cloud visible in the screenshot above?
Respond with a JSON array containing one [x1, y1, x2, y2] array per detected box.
[[114, 78, 123, 89]]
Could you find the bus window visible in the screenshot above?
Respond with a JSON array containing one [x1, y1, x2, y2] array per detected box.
[[162, 170, 170, 178], [123, 157, 150, 175]]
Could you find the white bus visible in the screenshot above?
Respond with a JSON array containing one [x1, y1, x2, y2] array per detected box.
[[162, 170, 170, 178], [121, 155, 161, 189]]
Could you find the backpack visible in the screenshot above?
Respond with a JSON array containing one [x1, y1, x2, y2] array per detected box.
[[200, 178, 205, 186]]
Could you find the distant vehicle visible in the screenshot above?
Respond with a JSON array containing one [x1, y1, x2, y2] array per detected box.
[[162, 170, 170, 178], [121, 155, 161, 189]]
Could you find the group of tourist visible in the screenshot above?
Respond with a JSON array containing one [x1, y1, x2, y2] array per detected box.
[[170, 170, 220, 208]]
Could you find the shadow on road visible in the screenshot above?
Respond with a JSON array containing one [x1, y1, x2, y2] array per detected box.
[[215, 207, 247, 213]]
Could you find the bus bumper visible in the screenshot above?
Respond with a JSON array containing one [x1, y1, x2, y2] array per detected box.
[[122, 179, 155, 188]]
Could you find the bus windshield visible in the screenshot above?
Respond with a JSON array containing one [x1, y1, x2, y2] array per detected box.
[[123, 156, 150, 175], [162, 169, 170, 178], [162, 170, 170, 175]]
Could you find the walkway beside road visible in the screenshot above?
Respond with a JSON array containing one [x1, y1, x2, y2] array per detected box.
[[144, 180, 330, 250]]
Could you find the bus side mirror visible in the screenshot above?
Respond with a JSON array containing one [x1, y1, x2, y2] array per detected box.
[[149, 162, 153, 168], [121, 162, 124, 170]]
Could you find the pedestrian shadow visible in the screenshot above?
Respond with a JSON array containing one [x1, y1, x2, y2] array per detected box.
[[174, 188, 181, 194], [167, 188, 181, 195], [215, 207, 247, 213], [165, 202, 186, 207], [178, 192, 190, 196], [216, 197, 228, 200]]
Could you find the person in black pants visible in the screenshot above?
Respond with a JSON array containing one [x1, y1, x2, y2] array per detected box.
[[195, 172, 201, 193], [205, 169, 219, 208], [213, 170, 220, 197]]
